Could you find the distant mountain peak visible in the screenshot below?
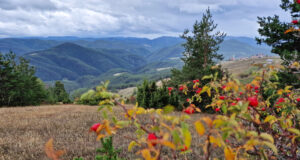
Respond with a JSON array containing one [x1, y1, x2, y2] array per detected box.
[[54, 42, 84, 49]]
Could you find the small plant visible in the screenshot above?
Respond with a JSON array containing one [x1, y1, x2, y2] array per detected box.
[[95, 136, 123, 160], [72, 136, 122, 160]]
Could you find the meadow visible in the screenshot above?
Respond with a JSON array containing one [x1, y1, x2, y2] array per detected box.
[[0, 104, 218, 160]]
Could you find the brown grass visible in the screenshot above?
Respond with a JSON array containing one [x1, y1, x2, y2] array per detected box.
[[0, 104, 220, 160]]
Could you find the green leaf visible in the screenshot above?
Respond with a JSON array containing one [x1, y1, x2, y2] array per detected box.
[[202, 74, 213, 80], [181, 122, 191, 147], [116, 121, 130, 128], [221, 104, 227, 114], [102, 110, 108, 119], [172, 130, 181, 145]]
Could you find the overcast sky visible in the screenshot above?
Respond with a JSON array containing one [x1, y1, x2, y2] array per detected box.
[[0, 0, 291, 39]]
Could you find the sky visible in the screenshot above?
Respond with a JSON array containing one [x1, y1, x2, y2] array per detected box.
[[0, 0, 291, 39]]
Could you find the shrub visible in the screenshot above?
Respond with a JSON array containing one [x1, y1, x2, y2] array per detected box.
[[84, 63, 299, 160], [76, 81, 117, 105], [136, 80, 180, 109]]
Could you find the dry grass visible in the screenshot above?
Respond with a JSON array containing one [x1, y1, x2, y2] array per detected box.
[[0, 104, 220, 160], [221, 57, 282, 77]]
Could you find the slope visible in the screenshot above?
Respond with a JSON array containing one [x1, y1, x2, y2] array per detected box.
[[0, 38, 61, 55], [24, 43, 146, 81]]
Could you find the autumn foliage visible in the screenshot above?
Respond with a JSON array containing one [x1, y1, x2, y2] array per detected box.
[[78, 62, 300, 160]]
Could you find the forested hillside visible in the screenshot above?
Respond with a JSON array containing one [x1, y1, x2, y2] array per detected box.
[[0, 36, 272, 92]]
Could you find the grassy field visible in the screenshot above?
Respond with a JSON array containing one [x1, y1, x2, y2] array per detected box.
[[221, 57, 281, 77], [0, 104, 218, 160]]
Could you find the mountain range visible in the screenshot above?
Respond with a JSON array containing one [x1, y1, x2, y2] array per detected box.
[[0, 36, 272, 91]]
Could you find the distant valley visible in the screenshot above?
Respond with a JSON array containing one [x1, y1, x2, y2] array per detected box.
[[0, 36, 272, 92]]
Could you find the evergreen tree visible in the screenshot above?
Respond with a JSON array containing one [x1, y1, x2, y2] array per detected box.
[[0, 52, 47, 106], [170, 8, 225, 85], [136, 80, 179, 109], [256, 0, 300, 63], [54, 81, 70, 103]]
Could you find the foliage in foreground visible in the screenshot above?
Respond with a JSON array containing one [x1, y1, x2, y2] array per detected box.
[[81, 63, 300, 160]]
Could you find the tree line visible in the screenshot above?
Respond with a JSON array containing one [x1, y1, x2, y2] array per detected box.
[[0, 52, 70, 107]]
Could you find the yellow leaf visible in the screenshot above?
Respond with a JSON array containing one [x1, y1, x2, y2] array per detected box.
[[136, 107, 146, 114], [284, 86, 292, 93], [224, 147, 235, 160], [251, 80, 260, 87], [121, 100, 125, 105], [141, 149, 155, 160], [161, 123, 172, 131], [128, 141, 137, 151], [263, 141, 278, 155], [202, 117, 213, 127], [183, 129, 192, 148], [195, 121, 205, 136], [216, 100, 223, 107], [207, 87, 211, 97], [96, 124, 105, 133], [288, 128, 300, 135], [96, 134, 105, 141], [264, 115, 276, 124], [156, 109, 163, 115], [260, 133, 274, 143], [160, 141, 176, 150], [277, 89, 284, 95], [213, 119, 223, 128], [201, 86, 211, 97], [209, 136, 221, 147], [127, 109, 134, 117]]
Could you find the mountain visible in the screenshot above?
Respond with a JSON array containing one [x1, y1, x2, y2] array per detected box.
[[147, 43, 184, 62], [0, 36, 273, 92], [148, 38, 272, 62], [225, 36, 270, 48], [219, 39, 272, 59], [73, 36, 184, 57], [24, 43, 146, 81], [0, 38, 61, 55]]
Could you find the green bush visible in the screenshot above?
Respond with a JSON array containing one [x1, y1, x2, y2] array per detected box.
[[43, 81, 71, 104], [136, 80, 179, 109], [76, 81, 117, 105]]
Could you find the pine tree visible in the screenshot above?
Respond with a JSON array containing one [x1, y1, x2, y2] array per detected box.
[[256, 0, 300, 63], [54, 81, 70, 103], [170, 8, 225, 85], [0, 52, 47, 106]]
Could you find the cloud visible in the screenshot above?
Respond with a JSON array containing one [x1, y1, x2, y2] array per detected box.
[[0, 0, 59, 11], [0, 0, 291, 38]]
